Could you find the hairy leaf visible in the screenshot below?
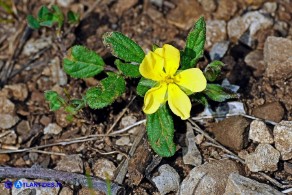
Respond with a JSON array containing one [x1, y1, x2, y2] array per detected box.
[[204, 84, 239, 102], [191, 93, 208, 106], [115, 59, 141, 78], [63, 45, 105, 78], [86, 73, 126, 109], [204, 60, 224, 82], [136, 78, 157, 97], [44, 91, 65, 111], [103, 32, 145, 63], [181, 16, 206, 69], [146, 104, 176, 157]]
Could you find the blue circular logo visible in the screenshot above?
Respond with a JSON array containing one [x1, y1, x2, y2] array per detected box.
[[4, 180, 13, 189], [14, 180, 23, 189]]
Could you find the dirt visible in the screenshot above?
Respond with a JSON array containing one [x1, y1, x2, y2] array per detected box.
[[0, 0, 292, 194]]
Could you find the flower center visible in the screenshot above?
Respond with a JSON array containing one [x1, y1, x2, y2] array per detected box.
[[164, 76, 175, 84]]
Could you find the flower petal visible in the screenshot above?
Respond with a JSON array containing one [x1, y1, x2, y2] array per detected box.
[[139, 51, 165, 81], [175, 68, 207, 93], [154, 44, 180, 76], [168, 84, 191, 120], [143, 83, 167, 114]]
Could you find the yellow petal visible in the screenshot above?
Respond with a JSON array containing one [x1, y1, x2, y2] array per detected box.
[[154, 44, 180, 76], [139, 52, 165, 81], [167, 84, 191, 120], [143, 83, 167, 114], [175, 68, 207, 93]]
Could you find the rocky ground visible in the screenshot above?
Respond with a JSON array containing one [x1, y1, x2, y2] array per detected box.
[[0, 0, 292, 194]]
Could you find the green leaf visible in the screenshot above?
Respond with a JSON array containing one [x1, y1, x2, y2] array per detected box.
[[51, 5, 64, 29], [204, 84, 239, 102], [63, 45, 105, 78], [37, 6, 51, 21], [39, 20, 55, 27], [44, 91, 65, 111], [136, 78, 157, 97], [191, 93, 208, 106], [27, 15, 40, 29], [67, 10, 79, 24], [146, 104, 176, 157], [115, 59, 141, 78], [85, 73, 126, 109], [204, 60, 224, 82], [103, 32, 145, 63], [181, 16, 206, 69]]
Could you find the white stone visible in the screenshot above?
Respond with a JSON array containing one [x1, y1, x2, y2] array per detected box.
[[224, 173, 283, 195], [245, 144, 280, 172], [249, 120, 274, 144], [274, 121, 292, 160], [152, 164, 180, 195], [43, 123, 62, 135]]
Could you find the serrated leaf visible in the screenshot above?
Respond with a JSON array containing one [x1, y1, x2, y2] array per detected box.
[[27, 15, 40, 29], [204, 84, 239, 102], [146, 104, 176, 157], [86, 73, 126, 109], [44, 91, 65, 111], [204, 60, 224, 82], [181, 16, 206, 69], [115, 59, 141, 78], [63, 45, 105, 78], [136, 77, 157, 97], [67, 10, 79, 24], [191, 93, 208, 106], [103, 32, 145, 63]]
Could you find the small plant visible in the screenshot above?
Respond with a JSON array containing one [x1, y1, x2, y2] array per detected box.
[[27, 5, 79, 35], [28, 9, 237, 157]]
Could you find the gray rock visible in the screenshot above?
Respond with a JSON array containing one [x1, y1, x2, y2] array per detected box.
[[249, 120, 274, 144], [264, 36, 292, 79], [206, 20, 227, 49], [120, 115, 137, 128], [274, 121, 292, 160], [55, 155, 83, 173], [115, 136, 131, 146], [92, 158, 116, 180], [224, 173, 283, 195], [23, 37, 52, 56], [43, 123, 62, 135], [180, 159, 243, 195], [152, 164, 180, 195], [228, 11, 273, 44], [0, 114, 19, 129], [245, 144, 280, 172], [244, 50, 265, 77], [182, 122, 202, 166], [0, 96, 15, 114], [210, 41, 230, 60]]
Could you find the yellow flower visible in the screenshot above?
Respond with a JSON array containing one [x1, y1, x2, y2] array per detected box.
[[139, 44, 207, 120]]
